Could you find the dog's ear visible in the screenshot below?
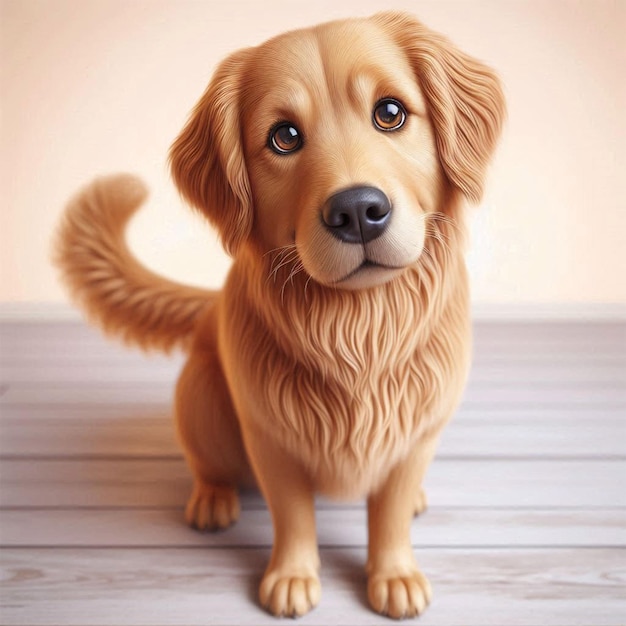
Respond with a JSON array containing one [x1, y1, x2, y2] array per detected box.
[[169, 49, 253, 255], [376, 12, 506, 204]]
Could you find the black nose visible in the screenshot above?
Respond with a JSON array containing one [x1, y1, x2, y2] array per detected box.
[[322, 186, 391, 244]]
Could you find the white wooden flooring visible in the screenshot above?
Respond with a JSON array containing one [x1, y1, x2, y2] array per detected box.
[[0, 320, 624, 625]]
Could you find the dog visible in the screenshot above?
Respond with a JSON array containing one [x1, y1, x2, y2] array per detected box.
[[55, 11, 505, 619]]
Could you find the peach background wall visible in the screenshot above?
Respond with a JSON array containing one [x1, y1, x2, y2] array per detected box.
[[1, 0, 624, 307]]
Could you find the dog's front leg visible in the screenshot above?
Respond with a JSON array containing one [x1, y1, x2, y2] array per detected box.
[[366, 434, 439, 619], [242, 427, 321, 617]]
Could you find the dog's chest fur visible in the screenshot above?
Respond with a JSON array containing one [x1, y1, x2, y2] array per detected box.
[[223, 262, 470, 498]]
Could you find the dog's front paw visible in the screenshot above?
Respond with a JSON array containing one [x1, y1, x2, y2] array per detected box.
[[368, 569, 432, 619], [260, 569, 321, 618], [185, 482, 239, 531]]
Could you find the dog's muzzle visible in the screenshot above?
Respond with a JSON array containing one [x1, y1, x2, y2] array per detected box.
[[322, 186, 391, 244]]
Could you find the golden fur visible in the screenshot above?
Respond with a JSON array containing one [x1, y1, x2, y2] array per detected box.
[[55, 12, 505, 620]]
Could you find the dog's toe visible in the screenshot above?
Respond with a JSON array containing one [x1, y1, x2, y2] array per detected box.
[[368, 569, 431, 619], [260, 571, 321, 618], [185, 482, 239, 531]]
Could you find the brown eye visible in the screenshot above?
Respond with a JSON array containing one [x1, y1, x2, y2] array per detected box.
[[269, 123, 302, 154], [373, 98, 406, 131]]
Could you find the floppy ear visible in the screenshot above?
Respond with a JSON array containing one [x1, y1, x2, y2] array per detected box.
[[169, 48, 254, 255], [375, 12, 506, 204]]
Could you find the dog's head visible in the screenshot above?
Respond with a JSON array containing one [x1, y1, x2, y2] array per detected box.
[[170, 12, 505, 290]]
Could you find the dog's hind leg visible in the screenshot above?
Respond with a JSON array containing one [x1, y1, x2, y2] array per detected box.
[[175, 341, 253, 531]]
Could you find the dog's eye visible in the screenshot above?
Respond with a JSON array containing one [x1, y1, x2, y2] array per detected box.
[[373, 99, 406, 132], [269, 123, 303, 154]]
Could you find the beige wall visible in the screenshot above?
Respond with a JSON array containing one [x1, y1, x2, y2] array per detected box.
[[1, 0, 624, 305]]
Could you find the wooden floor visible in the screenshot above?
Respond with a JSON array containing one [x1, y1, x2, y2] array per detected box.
[[0, 319, 624, 625]]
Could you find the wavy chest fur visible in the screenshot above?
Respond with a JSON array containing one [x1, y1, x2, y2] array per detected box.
[[222, 250, 470, 498]]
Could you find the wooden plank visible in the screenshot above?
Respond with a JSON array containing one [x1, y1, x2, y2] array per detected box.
[[2, 459, 624, 508], [0, 459, 190, 508], [3, 344, 623, 363], [0, 383, 175, 406], [0, 362, 181, 385], [4, 318, 618, 341], [468, 363, 625, 385], [2, 322, 623, 370], [0, 405, 172, 420], [1, 413, 624, 458], [457, 406, 626, 422], [439, 415, 626, 457], [461, 385, 626, 406], [3, 404, 622, 423], [2, 360, 624, 386], [2, 380, 625, 408], [0, 547, 623, 625], [1, 507, 624, 549], [472, 321, 626, 344], [16, 345, 613, 363], [0, 416, 180, 458], [2, 320, 623, 349], [3, 353, 623, 384]]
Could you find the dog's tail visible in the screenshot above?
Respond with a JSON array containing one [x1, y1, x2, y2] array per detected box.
[[54, 173, 215, 352]]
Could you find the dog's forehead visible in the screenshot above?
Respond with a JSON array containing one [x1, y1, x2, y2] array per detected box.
[[255, 19, 409, 86], [241, 18, 419, 115]]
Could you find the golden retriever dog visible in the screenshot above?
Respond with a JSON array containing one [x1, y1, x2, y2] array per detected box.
[[55, 11, 504, 619]]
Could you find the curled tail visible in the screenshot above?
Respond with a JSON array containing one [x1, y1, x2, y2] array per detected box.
[[54, 173, 215, 352]]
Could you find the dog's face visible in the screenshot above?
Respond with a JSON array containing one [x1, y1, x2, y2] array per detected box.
[[240, 20, 443, 289], [170, 12, 505, 290]]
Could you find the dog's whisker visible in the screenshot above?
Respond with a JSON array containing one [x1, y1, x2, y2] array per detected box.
[[420, 245, 436, 270], [263, 243, 297, 259], [423, 218, 455, 259], [289, 262, 303, 286], [280, 261, 305, 303], [427, 212, 462, 236], [430, 229, 451, 249], [267, 247, 301, 285], [425, 215, 454, 238], [269, 249, 299, 277], [268, 245, 298, 268], [303, 274, 314, 300], [271, 255, 301, 285], [429, 225, 452, 244]]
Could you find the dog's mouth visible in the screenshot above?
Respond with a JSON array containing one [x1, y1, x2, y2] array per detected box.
[[335, 259, 405, 285]]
